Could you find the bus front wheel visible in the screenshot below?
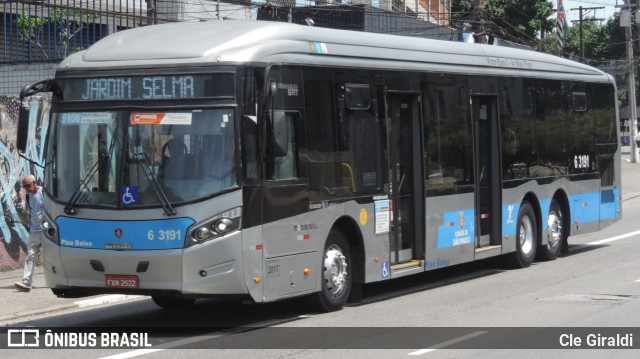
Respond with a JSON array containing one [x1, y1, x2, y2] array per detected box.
[[509, 201, 537, 268], [312, 229, 352, 312]]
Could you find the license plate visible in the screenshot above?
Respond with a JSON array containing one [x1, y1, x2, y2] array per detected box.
[[105, 275, 138, 289]]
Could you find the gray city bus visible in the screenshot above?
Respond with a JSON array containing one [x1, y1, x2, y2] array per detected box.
[[17, 20, 621, 311]]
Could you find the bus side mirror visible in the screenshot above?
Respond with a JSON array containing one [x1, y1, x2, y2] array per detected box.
[[271, 111, 288, 157], [16, 101, 30, 153], [16, 79, 59, 153]]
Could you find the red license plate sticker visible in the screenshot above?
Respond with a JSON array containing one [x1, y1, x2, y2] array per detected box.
[[105, 275, 138, 289]]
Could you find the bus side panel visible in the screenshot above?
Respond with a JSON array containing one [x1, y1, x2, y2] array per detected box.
[[262, 205, 335, 301], [569, 178, 602, 235], [345, 200, 388, 284], [424, 193, 475, 270], [242, 225, 264, 302]]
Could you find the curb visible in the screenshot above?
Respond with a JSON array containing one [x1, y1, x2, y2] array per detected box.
[[0, 303, 78, 324], [0, 294, 145, 325]]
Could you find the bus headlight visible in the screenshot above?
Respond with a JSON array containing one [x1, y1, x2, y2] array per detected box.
[[187, 207, 241, 248], [212, 218, 233, 234], [41, 218, 58, 244], [194, 227, 210, 240]]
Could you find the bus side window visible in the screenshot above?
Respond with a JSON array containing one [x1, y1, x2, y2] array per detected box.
[[273, 112, 298, 180], [242, 115, 260, 180]]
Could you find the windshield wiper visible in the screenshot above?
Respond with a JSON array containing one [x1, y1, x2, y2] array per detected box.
[[64, 151, 111, 215], [132, 151, 176, 216], [64, 128, 118, 215]]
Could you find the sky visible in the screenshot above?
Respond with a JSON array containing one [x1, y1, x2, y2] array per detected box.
[[561, 0, 619, 23]]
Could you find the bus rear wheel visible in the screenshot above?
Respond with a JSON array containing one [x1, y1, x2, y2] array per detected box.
[[311, 229, 352, 312], [539, 198, 564, 261], [152, 296, 196, 309], [508, 201, 537, 268]]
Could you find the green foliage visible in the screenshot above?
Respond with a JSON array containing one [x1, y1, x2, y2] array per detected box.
[[451, 0, 554, 47], [17, 9, 98, 60], [618, 87, 628, 105], [452, 1, 626, 63], [541, 11, 625, 62]]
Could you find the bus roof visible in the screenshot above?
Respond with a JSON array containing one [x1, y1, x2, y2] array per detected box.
[[61, 20, 610, 83]]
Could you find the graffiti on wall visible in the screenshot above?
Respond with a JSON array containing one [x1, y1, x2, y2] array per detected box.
[[0, 95, 49, 271]]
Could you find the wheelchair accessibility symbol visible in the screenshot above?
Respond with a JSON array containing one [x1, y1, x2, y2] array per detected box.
[[381, 261, 390, 279], [121, 186, 138, 206]]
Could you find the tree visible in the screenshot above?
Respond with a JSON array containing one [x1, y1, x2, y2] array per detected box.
[[601, 12, 626, 60], [18, 9, 98, 61], [539, 11, 625, 63], [451, 0, 555, 47]]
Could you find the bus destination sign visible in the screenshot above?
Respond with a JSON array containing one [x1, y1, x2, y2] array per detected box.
[[61, 73, 233, 101]]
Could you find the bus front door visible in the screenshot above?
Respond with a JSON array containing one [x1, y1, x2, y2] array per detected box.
[[472, 95, 502, 248], [387, 94, 425, 265]]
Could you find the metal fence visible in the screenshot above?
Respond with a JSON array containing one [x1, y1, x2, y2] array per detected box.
[[2, 0, 150, 65]]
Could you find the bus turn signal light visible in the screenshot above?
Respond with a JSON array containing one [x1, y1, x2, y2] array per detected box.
[[254, 277, 261, 283], [304, 268, 311, 276]]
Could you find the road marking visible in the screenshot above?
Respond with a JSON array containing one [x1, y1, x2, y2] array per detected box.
[[408, 330, 487, 355], [99, 334, 222, 359], [99, 349, 163, 359], [97, 315, 308, 358], [583, 231, 640, 246], [74, 295, 143, 308]]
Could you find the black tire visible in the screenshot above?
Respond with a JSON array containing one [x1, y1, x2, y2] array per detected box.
[[152, 296, 196, 309], [538, 198, 564, 261], [508, 201, 537, 268], [311, 229, 352, 312]]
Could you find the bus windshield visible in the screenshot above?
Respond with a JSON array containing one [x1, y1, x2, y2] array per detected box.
[[45, 108, 237, 208]]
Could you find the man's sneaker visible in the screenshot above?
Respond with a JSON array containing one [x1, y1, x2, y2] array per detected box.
[[14, 281, 31, 291]]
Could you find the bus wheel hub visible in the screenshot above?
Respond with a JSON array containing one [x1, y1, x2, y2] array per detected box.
[[323, 246, 348, 295]]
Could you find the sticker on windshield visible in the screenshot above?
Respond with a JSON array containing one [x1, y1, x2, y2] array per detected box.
[[60, 112, 113, 125], [130, 113, 192, 125], [121, 186, 138, 206]]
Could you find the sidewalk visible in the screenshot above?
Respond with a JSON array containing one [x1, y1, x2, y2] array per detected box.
[[0, 267, 80, 324], [621, 146, 640, 201], [2, 151, 640, 326]]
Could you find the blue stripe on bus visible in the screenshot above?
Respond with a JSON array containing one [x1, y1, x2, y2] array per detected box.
[[438, 189, 620, 249], [597, 188, 620, 221], [56, 217, 195, 250]]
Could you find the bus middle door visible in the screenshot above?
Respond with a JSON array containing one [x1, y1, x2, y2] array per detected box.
[[386, 93, 425, 266]]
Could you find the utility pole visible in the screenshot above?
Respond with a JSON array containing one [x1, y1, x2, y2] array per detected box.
[[473, 0, 488, 44], [570, 6, 604, 61], [626, 0, 640, 163], [146, 0, 157, 25]]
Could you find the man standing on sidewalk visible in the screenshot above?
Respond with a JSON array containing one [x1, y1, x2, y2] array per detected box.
[[15, 174, 44, 292]]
